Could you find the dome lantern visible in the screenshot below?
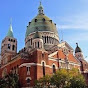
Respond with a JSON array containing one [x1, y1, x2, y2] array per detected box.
[[38, 1, 44, 14]]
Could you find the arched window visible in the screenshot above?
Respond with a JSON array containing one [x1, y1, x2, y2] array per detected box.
[[52, 65, 56, 74], [12, 45, 15, 51], [35, 42, 37, 48], [47, 36, 48, 43], [13, 40, 15, 42], [38, 42, 39, 48], [33, 43, 34, 48], [27, 78, 30, 84], [8, 39, 10, 41], [42, 62, 45, 76], [27, 67, 30, 72], [45, 36, 46, 43], [8, 44, 11, 49]]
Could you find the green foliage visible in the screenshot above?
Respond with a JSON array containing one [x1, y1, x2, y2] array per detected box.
[[34, 75, 51, 88], [34, 68, 87, 88], [0, 73, 19, 88]]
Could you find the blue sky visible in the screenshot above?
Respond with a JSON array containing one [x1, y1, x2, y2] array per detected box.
[[0, 0, 88, 61]]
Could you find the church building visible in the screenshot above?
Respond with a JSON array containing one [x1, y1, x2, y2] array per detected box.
[[0, 2, 88, 87]]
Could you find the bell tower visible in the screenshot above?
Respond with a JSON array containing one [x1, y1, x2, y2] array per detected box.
[[1, 22, 17, 65]]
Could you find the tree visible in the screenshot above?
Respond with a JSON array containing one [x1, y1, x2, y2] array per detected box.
[[0, 73, 19, 88], [34, 69, 87, 88], [70, 74, 87, 88], [50, 69, 70, 88], [34, 75, 51, 88]]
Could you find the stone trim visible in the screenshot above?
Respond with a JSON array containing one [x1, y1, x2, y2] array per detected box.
[[19, 63, 58, 69]]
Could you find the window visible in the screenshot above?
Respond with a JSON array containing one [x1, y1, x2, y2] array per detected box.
[[27, 67, 30, 72], [39, 10, 41, 13], [42, 62, 45, 76], [14, 66, 16, 73], [52, 65, 56, 73], [8, 39, 10, 41], [27, 67, 30, 75], [33, 43, 34, 48], [45, 36, 46, 43], [50, 20, 52, 23], [35, 19, 37, 22], [35, 42, 37, 48], [42, 53, 44, 58], [38, 42, 39, 48], [13, 40, 15, 42], [11, 39, 13, 42], [27, 78, 30, 84], [8, 44, 11, 49], [47, 36, 48, 43], [12, 45, 15, 51], [42, 18, 45, 22]]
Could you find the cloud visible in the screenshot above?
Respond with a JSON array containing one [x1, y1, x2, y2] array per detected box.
[[65, 32, 88, 44], [55, 13, 88, 30], [58, 25, 88, 30]]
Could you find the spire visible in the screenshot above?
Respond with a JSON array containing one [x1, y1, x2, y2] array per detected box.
[[38, 1, 44, 14], [6, 19, 14, 38]]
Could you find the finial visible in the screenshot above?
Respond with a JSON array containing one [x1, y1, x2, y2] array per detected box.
[[40, 1, 41, 5], [76, 43, 78, 47], [10, 18, 12, 25]]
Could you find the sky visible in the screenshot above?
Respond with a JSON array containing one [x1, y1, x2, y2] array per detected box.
[[0, 0, 88, 61]]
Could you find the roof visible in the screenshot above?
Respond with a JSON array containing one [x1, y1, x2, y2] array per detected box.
[[6, 24, 14, 38], [75, 43, 82, 53], [49, 49, 79, 64], [25, 3, 58, 38]]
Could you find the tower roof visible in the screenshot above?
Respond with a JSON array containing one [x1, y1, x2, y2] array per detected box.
[[6, 23, 14, 38], [75, 43, 82, 53]]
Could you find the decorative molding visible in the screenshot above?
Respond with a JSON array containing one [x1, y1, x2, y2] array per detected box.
[[25, 77, 31, 80], [19, 63, 58, 69], [48, 51, 58, 57]]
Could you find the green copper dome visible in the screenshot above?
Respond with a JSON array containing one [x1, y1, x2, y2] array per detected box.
[[75, 43, 82, 53], [26, 14, 58, 38], [25, 2, 58, 38], [6, 24, 14, 38]]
